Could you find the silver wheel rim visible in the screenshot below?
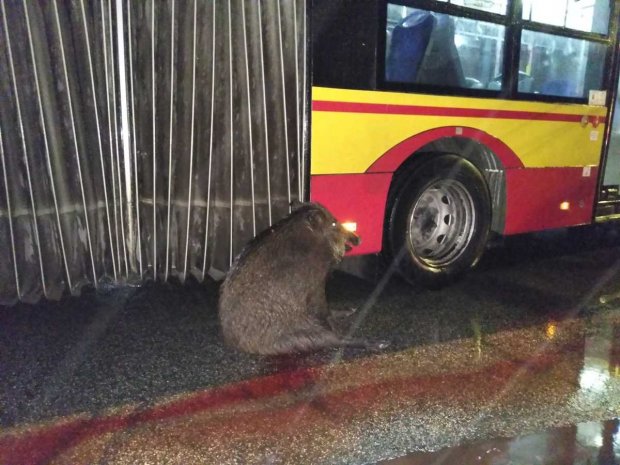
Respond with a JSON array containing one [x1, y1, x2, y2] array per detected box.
[[406, 179, 476, 268]]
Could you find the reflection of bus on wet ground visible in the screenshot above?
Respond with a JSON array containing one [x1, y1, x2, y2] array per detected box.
[[380, 420, 620, 464], [310, 0, 620, 287], [381, 310, 620, 464]]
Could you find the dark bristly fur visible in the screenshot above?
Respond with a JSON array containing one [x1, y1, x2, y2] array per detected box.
[[218, 202, 382, 355]]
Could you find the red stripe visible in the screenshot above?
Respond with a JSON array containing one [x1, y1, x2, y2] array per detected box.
[[313, 100, 605, 124], [367, 126, 524, 172]]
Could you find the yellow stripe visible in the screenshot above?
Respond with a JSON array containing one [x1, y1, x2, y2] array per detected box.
[[311, 87, 607, 175], [313, 86, 606, 116]]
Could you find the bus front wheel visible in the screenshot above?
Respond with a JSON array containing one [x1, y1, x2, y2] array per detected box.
[[387, 155, 491, 287]]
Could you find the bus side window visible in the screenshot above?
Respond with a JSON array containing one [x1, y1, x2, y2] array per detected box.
[[385, 4, 505, 91], [386, 9, 465, 88], [519, 30, 606, 98]]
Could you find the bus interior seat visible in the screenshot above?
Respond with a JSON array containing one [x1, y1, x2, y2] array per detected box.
[[539, 79, 578, 98], [386, 10, 435, 83], [415, 13, 466, 88]]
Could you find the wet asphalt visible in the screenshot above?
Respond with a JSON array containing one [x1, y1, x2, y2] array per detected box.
[[1, 224, 619, 464]]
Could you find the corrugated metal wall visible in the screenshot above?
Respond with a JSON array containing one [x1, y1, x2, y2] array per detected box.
[[0, 0, 307, 305]]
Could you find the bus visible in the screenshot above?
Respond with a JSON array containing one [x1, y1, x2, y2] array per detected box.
[[1, 0, 620, 303], [309, 0, 620, 286]]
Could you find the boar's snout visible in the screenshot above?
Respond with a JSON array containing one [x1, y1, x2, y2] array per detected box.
[[343, 229, 361, 251]]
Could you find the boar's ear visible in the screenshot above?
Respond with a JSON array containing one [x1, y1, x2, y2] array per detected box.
[[305, 209, 325, 229]]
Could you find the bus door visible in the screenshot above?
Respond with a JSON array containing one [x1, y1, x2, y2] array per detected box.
[[597, 55, 620, 220]]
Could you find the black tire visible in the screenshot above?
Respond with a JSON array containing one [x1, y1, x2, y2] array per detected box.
[[386, 154, 491, 287]]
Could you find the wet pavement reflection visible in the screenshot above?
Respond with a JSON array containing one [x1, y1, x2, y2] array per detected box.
[[1, 227, 619, 464], [2, 305, 619, 464], [380, 419, 619, 465]]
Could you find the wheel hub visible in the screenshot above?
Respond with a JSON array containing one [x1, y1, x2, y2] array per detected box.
[[407, 179, 476, 268]]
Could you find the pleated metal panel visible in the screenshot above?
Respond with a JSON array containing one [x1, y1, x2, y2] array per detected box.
[[0, 0, 308, 305]]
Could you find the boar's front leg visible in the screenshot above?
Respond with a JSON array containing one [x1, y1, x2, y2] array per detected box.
[[306, 283, 329, 320]]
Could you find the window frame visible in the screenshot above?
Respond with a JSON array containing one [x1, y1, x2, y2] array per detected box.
[[377, 0, 616, 103]]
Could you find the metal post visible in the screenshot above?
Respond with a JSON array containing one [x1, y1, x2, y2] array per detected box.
[[228, 0, 234, 266], [293, 0, 301, 201], [258, 1, 272, 225], [127, 1, 143, 279], [164, 0, 176, 281], [108, 0, 129, 276], [202, 0, 217, 280], [116, 0, 136, 275], [101, 0, 122, 279], [151, 0, 157, 279], [276, 0, 292, 210], [301, 0, 308, 201], [241, 0, 256, 237], [182, 0, 198, 281]]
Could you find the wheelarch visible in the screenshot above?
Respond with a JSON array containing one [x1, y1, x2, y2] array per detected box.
[[382, 134, 508, 246]]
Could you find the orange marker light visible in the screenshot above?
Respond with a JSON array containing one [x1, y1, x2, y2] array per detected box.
[[342, 222, 357, 232], [560, 201, 570, 211]]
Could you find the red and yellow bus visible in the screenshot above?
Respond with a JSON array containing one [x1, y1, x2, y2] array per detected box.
[[308, 0, 620, 286]]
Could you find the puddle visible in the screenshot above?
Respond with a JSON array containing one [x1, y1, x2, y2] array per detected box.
[[378, 419, 619, 465]]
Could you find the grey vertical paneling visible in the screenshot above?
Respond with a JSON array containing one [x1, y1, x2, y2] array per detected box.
[[52, 0, 99, 288], [78, 0, 118, 282], [1, 1, 48, 301], [0, 0, 308, 305], [0, 127, 20, 302], [24, 0, 72, 294]]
